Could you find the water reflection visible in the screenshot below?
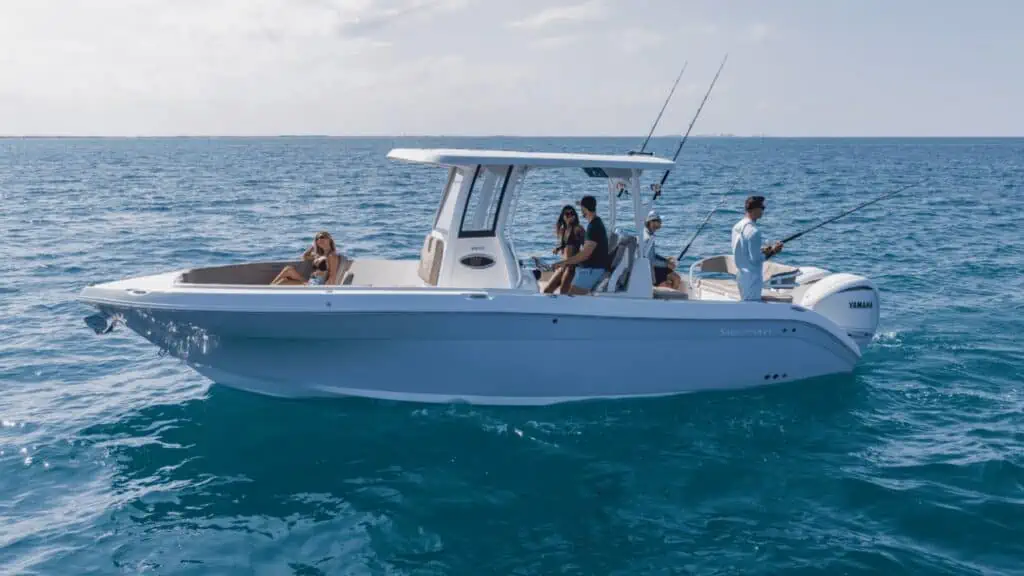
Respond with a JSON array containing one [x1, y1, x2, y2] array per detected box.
[[78, 376, 861, 573]]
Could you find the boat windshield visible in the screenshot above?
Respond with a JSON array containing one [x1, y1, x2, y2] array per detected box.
[[459, 165, 513, 238], [433, 167, 464, 234]]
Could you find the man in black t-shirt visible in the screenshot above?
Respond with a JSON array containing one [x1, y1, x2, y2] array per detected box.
[[551, 195, 610, 294]]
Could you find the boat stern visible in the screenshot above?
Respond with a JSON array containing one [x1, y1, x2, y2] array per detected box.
[[797, 272, 880, 352]]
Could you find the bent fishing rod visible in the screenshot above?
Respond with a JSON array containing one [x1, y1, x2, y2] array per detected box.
[[778, 178, 925, 242], [766, 180, 926, 256], [678, 178, 923, 263]]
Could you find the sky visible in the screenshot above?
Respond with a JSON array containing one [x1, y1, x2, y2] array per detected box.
[[0, 0, 1021, 137]]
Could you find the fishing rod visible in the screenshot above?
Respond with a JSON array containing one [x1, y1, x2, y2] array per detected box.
[[637, 61, 688, 154], [773, 179, 925, 249], [676, 193, 727, 261], [619, 60, 688, 198], [652, 54, 728, 200], [675, 169, 747, 260]]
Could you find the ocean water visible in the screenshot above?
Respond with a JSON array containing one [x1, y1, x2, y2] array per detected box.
[[1, 136, 1022, 575]]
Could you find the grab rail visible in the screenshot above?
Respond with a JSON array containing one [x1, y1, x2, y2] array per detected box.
[[687, 260, 703, 292]]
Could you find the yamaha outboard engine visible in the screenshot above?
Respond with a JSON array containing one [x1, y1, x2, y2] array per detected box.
[[797, 273, 880, 351]]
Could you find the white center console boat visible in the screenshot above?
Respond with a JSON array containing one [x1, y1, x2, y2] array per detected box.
[[79, 147, 880, 405]]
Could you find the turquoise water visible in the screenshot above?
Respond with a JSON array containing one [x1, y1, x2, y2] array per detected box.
[[1, 136, 1022, 574]]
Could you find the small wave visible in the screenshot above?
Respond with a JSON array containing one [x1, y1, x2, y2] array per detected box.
[[4, 136, 1024, 575], [873, 330, 904, 346]]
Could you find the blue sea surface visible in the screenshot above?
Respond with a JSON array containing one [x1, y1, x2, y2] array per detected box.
[[0, 136, 1022, 575]]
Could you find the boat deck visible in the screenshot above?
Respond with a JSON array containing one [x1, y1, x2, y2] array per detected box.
[[538, 272, 690, 300], [696, 278, 794, 303], [179, 259, 743, 303]]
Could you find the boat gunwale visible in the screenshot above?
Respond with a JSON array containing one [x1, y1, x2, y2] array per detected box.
[[80, 291, 858, 355], [84, 299, 862, 366]]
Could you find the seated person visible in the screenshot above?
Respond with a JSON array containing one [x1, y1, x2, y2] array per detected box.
[[543, 205, 585, 294], [307, 255, 330, 285], [643, 210, 682, 290], [271, 231, 341, 285], [551, 195, 610, 295]]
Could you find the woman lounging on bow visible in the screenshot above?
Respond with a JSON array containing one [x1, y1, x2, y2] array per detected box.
[[271, 231, 340, 286]]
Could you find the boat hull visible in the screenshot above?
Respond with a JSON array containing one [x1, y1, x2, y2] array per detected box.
[[82, 278, 862, 405]]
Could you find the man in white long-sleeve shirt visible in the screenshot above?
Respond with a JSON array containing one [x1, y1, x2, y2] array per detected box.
[[731, 195, 783, 301]]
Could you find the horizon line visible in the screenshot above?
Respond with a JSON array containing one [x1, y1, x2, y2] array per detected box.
[[2, 134, 1023, 139]]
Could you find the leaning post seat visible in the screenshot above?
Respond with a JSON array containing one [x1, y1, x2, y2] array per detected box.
[[592, 234, 638, 293]]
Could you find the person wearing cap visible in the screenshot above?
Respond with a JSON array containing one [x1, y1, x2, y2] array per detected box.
[[731, 195, 783, 301], [643, 210, 681, 290], [551, 194, 610, 294]]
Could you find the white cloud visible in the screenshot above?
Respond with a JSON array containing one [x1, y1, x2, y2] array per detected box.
[[745, 22, 772, 45], [0, 1, 1016, 137], [616, 27, 666, 54], [677, 21, 720, 38], [508, 0, 607, 30], [530, 35, 582, 50], [526, 26, 660, 54], [0, 0, 475, 133], [332, 0, 472, 36]]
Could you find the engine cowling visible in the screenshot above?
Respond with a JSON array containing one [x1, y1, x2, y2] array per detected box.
[[797, 273, 880, 352]]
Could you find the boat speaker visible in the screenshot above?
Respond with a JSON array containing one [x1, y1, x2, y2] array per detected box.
[[459, 255, 495, 269]]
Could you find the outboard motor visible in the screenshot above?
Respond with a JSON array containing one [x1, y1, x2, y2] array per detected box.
[[797, 273, 880, 352]]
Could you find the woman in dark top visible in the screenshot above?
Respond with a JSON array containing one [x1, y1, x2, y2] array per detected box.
[[270, 231, 341, 286], [544, 205, 585, 294]]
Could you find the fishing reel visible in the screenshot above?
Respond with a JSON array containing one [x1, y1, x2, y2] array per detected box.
[[650, 182, 662, 200], [615, 180, 663, 201], [615, 180, 629, 198]]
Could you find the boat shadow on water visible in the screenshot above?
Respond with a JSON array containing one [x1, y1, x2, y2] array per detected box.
[[76, 374, 866, 571]]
